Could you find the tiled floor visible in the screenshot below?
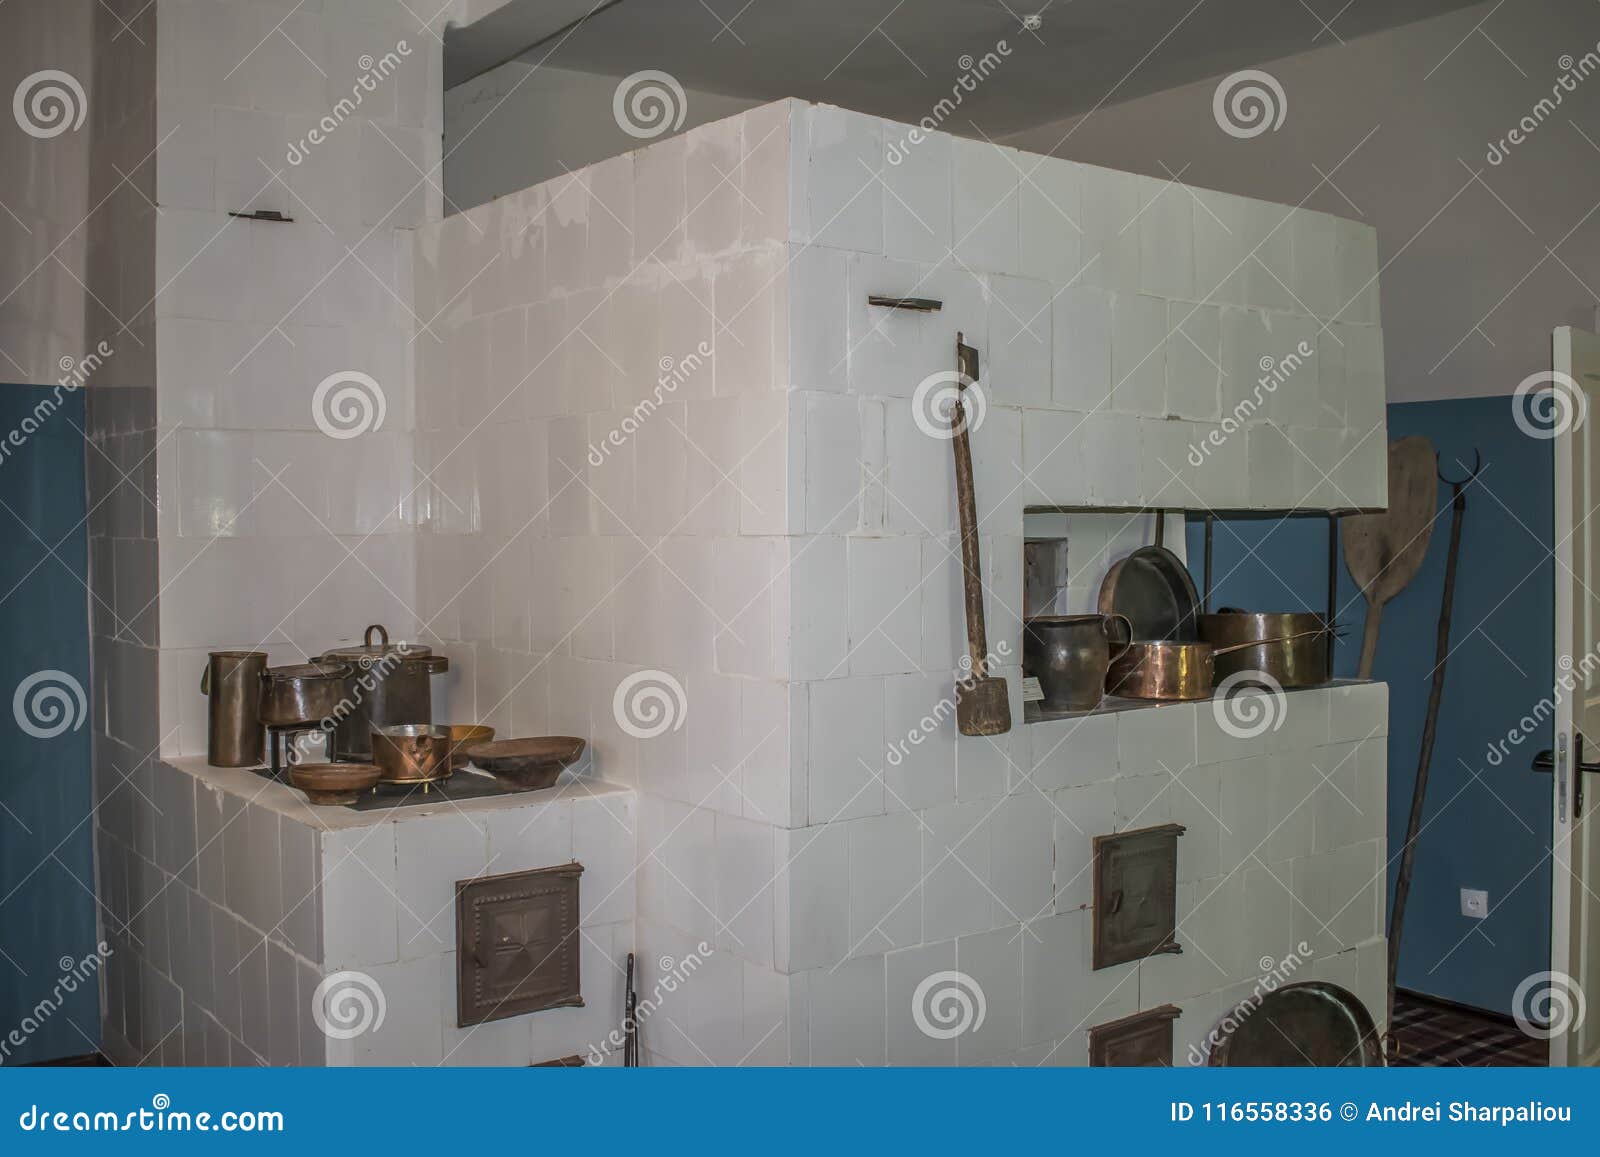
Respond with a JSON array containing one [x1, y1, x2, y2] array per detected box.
[[1389, 991, 1547, 1067]]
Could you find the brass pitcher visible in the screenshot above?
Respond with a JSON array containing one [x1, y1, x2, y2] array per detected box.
[[201, 650, 268, 767]]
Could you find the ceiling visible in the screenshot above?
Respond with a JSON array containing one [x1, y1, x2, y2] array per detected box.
[[446, 0, 1485, 135]]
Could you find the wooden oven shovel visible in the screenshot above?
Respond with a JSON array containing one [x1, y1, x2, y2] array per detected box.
[[952, 334, 1011, 737]]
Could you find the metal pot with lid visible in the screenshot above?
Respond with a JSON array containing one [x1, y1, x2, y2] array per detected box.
[[315, 624, 448, 761]]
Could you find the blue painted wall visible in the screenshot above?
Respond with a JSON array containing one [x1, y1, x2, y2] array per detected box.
[[1186, 396, 1552, 1016], [0, 384, 97, 1063]]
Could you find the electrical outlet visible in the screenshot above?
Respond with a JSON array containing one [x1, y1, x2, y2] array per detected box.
[[1460, 888, 1489, 919]]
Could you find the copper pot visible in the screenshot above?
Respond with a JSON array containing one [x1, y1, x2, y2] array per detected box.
[[1199, 611, 1331, 688], [371, 724, 451, 784], [1108, 632, 1326, 701], [316, 624, 447, 762], [258, 661, 352, 728]]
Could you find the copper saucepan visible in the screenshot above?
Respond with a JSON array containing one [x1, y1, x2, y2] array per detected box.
[[1107, 631, 1327, 701]]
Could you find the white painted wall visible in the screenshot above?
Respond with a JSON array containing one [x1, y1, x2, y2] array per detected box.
[[1005, 0, 1600, 404], [444, 62, 758, 211]]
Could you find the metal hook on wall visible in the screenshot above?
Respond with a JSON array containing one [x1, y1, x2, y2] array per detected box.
[[1437, 448, 1483, 488]]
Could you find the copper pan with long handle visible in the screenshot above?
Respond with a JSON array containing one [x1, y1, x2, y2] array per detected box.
[[1107, 630, 1327, 701]]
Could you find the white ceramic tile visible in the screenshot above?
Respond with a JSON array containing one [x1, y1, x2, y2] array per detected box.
[[789, 535, 849, 680], [847, 811, 922, 956], [1018, 155, 1084, 285], [847, 535, 922, 676], [882, 672, 957, 814], [1139, 176, 1196, 300], [882, 126, 952, 263], [715, 812, 775, 966], [952, 137, 1020, 274], [775, 823, 849, 971], [573, 792, 635, 926], [886, 940, 958, 1065], [989, 793, 1054, 925], [805, 105, 882, 253], [922, 800, 992, 943], [806, 954, 885, 1065], [321, 823, 399, 969], [956, 925, 1022, 1063], [1077, 164, 1142, 292], [1052, 285, 1113, 411], [1021, 408, 1089, 507], [394, 813, 487, 961], [1166, 301, 1222, 421], [1030, 710, 1117, 790], [806, 676, 885, 822], [1111, 293, 1167, 416], [803, 393, 862, 534], [1052, 780, 1115, 912], [789, 245, 849, 393], [987, 275, 1052, 407]]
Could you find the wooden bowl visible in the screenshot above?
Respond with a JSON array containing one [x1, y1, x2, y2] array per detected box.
[[289, 762, 382, 805], [464, 737, 586, 791], [444, 724, 495, 770]]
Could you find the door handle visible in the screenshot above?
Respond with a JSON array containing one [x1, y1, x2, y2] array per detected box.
[[1530, 750, 1600, 773], [1533, 734, 1600, 817]]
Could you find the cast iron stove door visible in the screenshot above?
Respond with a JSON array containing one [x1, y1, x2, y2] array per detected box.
[[1089, 1004, 1181, 1066], [457, 862, 584, 1026], [1092, 822, 1184, 970]]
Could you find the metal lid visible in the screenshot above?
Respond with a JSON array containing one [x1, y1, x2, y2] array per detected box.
[[1097, 546, 1202, 643], [1205, 981, 1383, 1066], [318, 623, 435, 663]]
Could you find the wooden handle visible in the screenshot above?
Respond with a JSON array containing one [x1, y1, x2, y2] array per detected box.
[[953, 337, 988, 677], [1357, 598, 1383, 679]]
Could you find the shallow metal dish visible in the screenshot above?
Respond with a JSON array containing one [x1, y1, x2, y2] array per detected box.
[[1097, 546, 1202, 643], [465, 737, 586, 792]]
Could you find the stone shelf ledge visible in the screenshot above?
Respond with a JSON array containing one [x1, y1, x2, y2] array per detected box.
[[1024, 677, 1380, 725]]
